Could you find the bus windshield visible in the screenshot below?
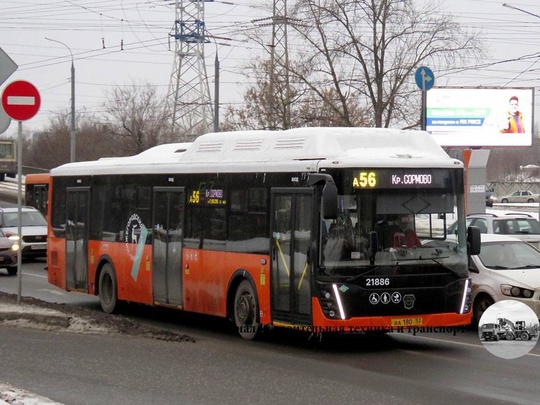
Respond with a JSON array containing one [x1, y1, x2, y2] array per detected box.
[[320, 187, 464, 277]]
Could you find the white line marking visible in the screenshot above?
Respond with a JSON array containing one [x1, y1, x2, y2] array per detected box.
[[398, 332, 540, 358], [22, 272, 47, 279], [7, 96, 35, 105]]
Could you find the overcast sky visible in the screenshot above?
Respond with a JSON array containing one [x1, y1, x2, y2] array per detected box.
[[1, 0, 540, 138]]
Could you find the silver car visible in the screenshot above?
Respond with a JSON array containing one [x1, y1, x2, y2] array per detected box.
[[0, 227, 19, 275], [0, 207, 47, 258], [497, 190, 540, 204], [448, 213, 540, 249]]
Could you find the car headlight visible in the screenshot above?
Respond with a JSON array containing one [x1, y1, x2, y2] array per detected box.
[[501, 284, 534, 298], [8, 235, 20, 252]]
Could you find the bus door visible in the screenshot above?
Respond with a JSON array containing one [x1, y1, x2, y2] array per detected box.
[[27, 184, 48, 217], [65, 187, 90, 291], [152, 187, 184, 306], [271, 189, 314, 325]]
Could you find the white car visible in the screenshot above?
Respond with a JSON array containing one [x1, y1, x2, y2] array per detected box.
[[0, 207, 47, 258], [496, 190, 540, 204], [469, 234, 540, 324], [448, 213, 540, 249]]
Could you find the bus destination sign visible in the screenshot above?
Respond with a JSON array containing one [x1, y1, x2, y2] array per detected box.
[[352, 169, 450, 189], [189, 188, 227, 206]]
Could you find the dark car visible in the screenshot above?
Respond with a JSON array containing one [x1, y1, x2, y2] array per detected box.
[[486, 189, 494, 207]]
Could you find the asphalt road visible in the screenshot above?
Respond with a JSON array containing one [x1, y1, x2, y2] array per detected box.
[[1, 261, 540, 405], [1, 192, 539, 404]]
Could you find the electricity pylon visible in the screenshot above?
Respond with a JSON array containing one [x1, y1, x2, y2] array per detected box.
[[270, 0, 291, 129], [167, 0, 214, 138]]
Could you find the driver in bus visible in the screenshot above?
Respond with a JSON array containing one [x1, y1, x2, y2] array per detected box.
[[392, 215, 421, 248]]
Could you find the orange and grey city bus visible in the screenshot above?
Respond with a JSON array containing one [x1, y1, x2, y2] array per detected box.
[[47, 128, 479, 339], [25, 173, 50, 218]]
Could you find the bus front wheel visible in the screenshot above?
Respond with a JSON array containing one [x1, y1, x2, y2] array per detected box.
[[233, 280, 260, 340], [99, 264, 118, 314]]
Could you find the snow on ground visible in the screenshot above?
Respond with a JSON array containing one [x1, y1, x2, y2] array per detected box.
[[0, 384, 61, 405]]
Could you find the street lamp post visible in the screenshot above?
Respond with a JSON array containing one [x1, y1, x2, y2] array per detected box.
[[502, 3, 540, 20], [46, 37, 76, 162]]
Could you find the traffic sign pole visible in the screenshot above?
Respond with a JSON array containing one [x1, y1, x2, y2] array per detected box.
[[1, 80, 40, 305], [421, 90, 427, 131], [414, 66, 435, 131], [16, 121, 22, 304]]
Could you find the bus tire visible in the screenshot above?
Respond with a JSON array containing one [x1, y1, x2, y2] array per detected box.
[[99, 263, 118, 314], [233, 279, 260, 340]]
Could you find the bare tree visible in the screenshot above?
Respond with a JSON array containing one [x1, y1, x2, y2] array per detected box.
[[23, 115, 70, 170], [24, 112, 126, 170], [103, 81, 175, 154], [288, 0, 484, 128], [228, 0, 483, 131], [222, 56, 371, 130], [223, 58, 299, 131]]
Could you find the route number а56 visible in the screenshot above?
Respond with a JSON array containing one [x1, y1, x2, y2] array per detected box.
[[353, 171, 377, 188]]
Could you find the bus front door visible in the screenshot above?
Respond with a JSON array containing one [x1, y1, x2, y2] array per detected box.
[[271, 190, 313, 326], [65, 187, 90, 291], [152, 187, 184, 306]]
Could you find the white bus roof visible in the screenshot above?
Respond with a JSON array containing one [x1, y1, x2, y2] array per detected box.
[[51, 127, 462, 176]]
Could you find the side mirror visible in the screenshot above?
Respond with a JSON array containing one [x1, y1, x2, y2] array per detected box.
[[307, 174, 337, 219], [322, 181, 338, 219], [368, 231, 378, 265], [467, 226, 481, 256]]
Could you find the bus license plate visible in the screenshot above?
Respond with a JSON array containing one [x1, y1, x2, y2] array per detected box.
[[391, 317, 423, 327]]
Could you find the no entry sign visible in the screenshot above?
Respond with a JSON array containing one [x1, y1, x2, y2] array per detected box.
[[1, 80, 40, 121]]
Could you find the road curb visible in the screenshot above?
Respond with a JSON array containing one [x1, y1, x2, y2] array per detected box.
[[0, 311, 71, 328], [0, 304, 72, 328]]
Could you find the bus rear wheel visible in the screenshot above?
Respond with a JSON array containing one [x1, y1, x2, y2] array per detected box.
[[233, 280, 260, 340], [99, 264, 118, 314]]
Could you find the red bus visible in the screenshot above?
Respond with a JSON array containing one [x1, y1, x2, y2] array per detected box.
[[25, 173, 50, 218], [47, 128, 479, 339]]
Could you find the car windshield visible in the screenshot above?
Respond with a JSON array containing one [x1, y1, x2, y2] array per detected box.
[[2, 211, 47, 227], [494, 219, 540, 235], [478, 240, 540, 270]]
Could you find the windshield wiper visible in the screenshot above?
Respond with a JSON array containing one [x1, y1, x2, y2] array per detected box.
[[513, 264, 540, 269]]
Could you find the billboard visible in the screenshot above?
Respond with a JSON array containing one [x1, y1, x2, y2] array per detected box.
[[426, 87, 534, 147]]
